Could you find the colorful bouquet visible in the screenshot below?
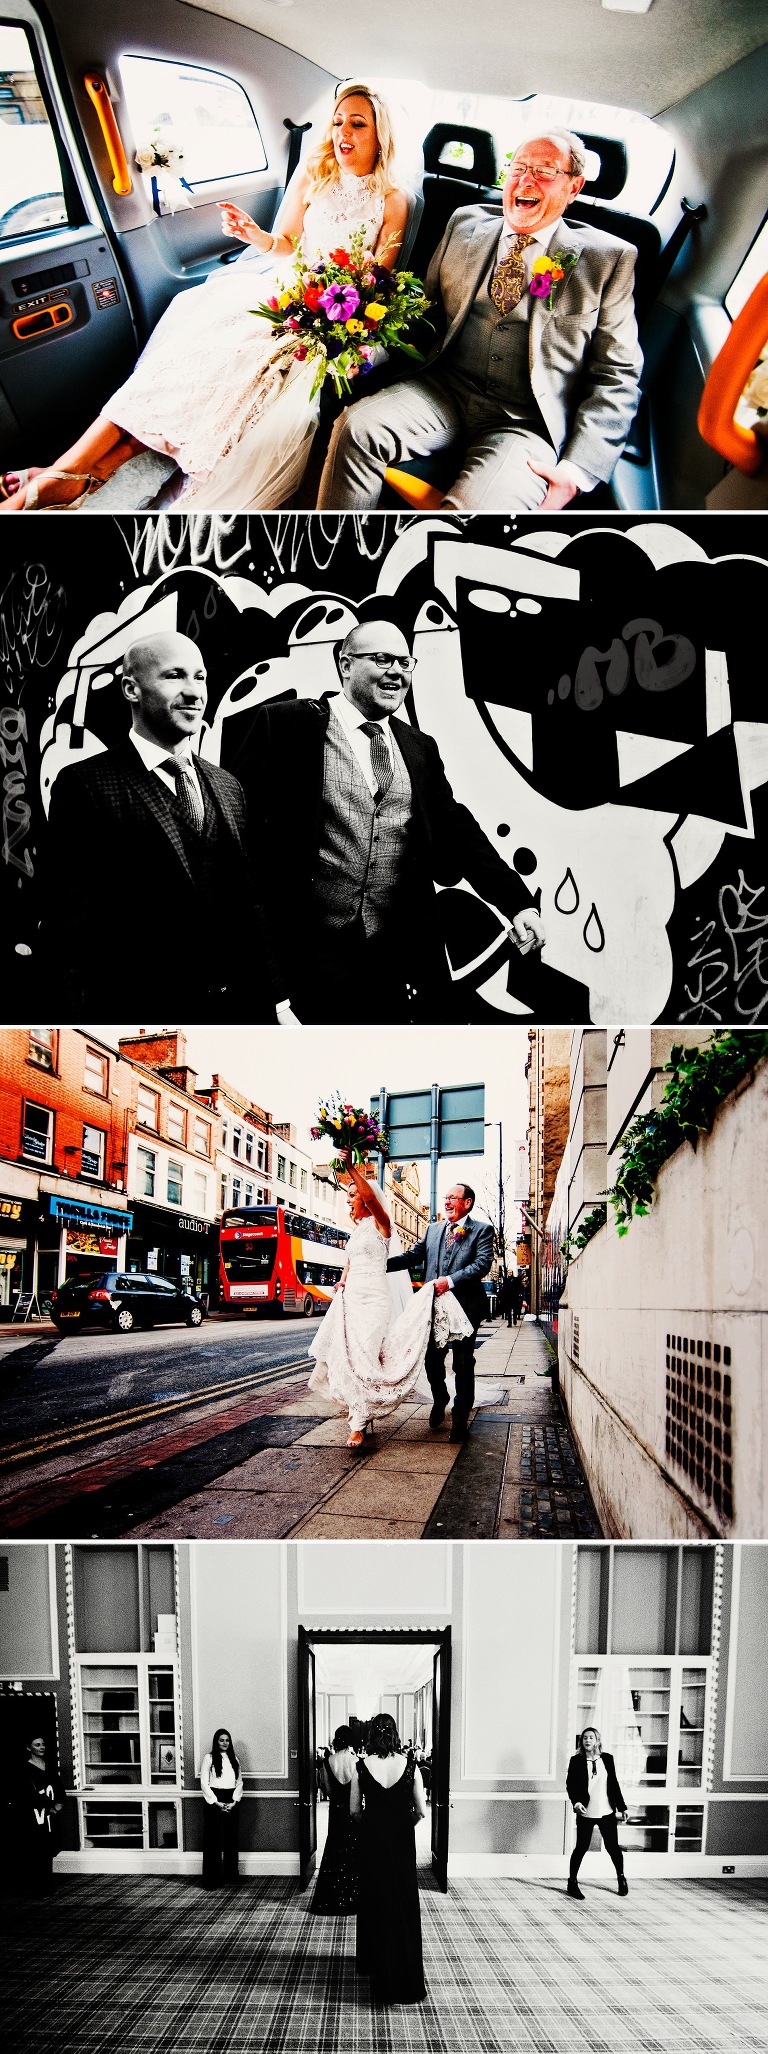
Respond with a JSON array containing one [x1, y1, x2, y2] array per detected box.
[[252, 226, 432, 398], [311, 1091, 388, 1172], [528, 248, 578, 311]]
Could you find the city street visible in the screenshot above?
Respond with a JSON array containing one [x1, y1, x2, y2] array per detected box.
[[0, 1314, 601, 1540]]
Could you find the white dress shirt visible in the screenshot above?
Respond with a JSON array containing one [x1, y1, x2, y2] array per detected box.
[[201, 1752, 243, 1806], [328, 690, 395, 795], [584, 1754, 611, 1819], [491, 215, 593, 495], [129, 727, 204, 805]]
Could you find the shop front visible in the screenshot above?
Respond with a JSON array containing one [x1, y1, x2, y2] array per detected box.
[[0, 1192, 36, 1317], [127, 1200, 217, 1305], [36, 1193, 133, 1304]]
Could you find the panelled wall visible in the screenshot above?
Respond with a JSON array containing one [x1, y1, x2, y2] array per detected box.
[[1, 1541, 766, 1876]]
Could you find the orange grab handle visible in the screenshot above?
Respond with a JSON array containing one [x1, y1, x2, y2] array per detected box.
[[698, 271, 768, 475], [83, 73, 133, 197]]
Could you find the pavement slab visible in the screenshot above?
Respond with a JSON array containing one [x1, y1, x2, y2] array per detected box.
[[289, 1512, 427, 1539]]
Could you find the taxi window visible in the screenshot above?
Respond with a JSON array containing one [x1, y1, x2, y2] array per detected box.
[[119, 53, 267, 189], [0, 22, 68, 245]]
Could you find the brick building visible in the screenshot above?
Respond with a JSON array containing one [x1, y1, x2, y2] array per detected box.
[[525, 1028, 571, 1316], [0, 1027, 133, 1315], [117, 1033, 222, 1299]]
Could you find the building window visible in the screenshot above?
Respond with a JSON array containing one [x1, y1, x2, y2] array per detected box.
[[233, 1126, 243, 1159], [28, 1027, 55, 1070], [137, 1085, 159, 1130], [193, 1117, 211, 1157], [257, 1138, 267, 1172], [220, 1174, 228, 1210], [84, 1046, 108, 1095], [137, 1146, 156, 1198], [119, 53, 268, 188], [245, 1182, 253, 1205], [22, 1101, 53, 1162], [277, 1154, 286, 1181], [221, 1119, 229, 1150], [167, 1103, 186, 1146], [232, 1176, 242, 1207], [193, 1171, 208, 1213], [82, 1124, 106, 1181], [245, 1131, 254, 1165], [300, 1169, 308, 1194], [167, 1161, 183, 1206], [289, 1161, 297, 1188]]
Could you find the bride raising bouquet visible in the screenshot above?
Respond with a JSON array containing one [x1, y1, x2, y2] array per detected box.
[[308, 1132, 471, 1450]]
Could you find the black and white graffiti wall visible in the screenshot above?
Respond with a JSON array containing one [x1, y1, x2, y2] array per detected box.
[[2, 512, 766, 1024]]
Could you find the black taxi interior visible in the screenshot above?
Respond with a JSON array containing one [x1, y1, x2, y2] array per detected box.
[[1, 0, 766, 511]]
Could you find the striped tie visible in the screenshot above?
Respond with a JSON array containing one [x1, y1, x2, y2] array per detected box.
[[360, 722, 394, 803], [160, 756, 205, 834], [489, 232, 534, 315]]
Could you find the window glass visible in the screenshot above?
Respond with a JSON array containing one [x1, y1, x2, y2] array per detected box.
[[167, 1160, 183, 1206], [22, 1100, 52, 1160], [277, 1154, 286, 1181], [0, 24, 69, 245], [137, 1145, 156, 1198], [82, 1123, 106, 1180], [28, 1027, 54, 1070], [84, 1046, 108, 1094], [233, 1127, 243, 1158], [137, 1085, 159, 1129], [120, 53, 267, 189], [193, 1117, 210, 1156], [167, 1103, 185, 1145], [288, 1161, 297, 1188], [232, 1176, 242, 1206], [300, 1169, 308, 1193], [193, 1171, 208, 1212]]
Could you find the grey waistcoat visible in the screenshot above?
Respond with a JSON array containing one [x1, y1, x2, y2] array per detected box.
[[444, 268, 542, 419], [314, 717, 414, 936]]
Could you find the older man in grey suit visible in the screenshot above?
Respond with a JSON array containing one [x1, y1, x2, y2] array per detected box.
[[387, 1182, 494, 1442], [318, 128, 642, 513]]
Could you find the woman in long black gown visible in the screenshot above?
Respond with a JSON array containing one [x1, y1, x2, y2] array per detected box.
[[350, 1713, 426, 2005], [311, 1727, 359, 1914]]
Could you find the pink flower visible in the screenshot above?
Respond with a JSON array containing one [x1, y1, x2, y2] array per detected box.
[[293, 344, 308, 359], [529, 272, 553, 298], [267, 296, 279, 311]]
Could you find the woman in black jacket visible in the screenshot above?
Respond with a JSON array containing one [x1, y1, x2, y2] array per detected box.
[[565, 1727, 629, 1899]]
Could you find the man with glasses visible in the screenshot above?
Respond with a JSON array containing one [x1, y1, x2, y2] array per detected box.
[[318, 128, 642, 512], [239, 607, 543, 1021]]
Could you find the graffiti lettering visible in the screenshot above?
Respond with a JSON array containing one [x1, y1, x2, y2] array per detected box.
[[0, 564, 64, 682], [681, 872, 768, 1023], [565, 619, 697, 710], [123, 511, 411, 581], [0, 706, 33, 877]]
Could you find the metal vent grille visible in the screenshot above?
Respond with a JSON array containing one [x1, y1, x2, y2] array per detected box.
[[572, 1315, 580, 1364], [665, 1334, 733, 1523]]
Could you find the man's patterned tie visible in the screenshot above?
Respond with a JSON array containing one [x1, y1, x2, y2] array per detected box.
[[161, 756, 205, 834], [360, 721, 394, 802], [489, 232, 535, 315]]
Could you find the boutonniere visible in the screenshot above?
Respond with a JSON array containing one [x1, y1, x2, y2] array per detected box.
[[529, 249, 578, 311], [449, 1221, 469, 1239]]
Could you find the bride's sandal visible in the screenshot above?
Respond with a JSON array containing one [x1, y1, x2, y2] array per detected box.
[[347, 1430, 365, 1449], [24, 469, 102, 510]]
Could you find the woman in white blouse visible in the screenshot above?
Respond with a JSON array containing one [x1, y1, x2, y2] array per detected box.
[[200, 1727, 243, 1888], [565, 1726, 629, 1899]]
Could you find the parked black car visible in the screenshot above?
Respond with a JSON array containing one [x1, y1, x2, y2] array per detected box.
[[51, 1271, 205, 1335]]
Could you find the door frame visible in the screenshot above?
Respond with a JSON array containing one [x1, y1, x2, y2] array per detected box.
[[297, 1627, 452, 1892]]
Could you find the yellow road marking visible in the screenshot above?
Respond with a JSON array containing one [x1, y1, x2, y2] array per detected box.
[[1, 1358, 313, 1466]]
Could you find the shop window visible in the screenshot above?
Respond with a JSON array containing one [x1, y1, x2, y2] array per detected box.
[[193, 1117, 211, 1157], [22, 1100, 53, 1162], [137, 1085, 159, 1130], [167, 1160, 183, 1207], [193, 1171, 208, 1213], [120, 52, 268, 189], [289, 1161, 297, 1188], [28, 1027, 55, 1070], [137, 1146, 156, 1198], [168, 1103, 186, 1146], [84, 1046, 108, 1095], [277, 1154, 286, 1181], [81, 1124, 106, 1181], [0, 23, 70, 246]]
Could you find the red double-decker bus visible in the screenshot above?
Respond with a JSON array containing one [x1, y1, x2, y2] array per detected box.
[[218, 1205, 349, 1317]]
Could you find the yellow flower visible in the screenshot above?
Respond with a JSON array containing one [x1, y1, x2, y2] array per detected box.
[[364, 301, 387, 323], [531, 255, 551, 274], [345, 318, 365, 335], [277, 289, 295, 309]]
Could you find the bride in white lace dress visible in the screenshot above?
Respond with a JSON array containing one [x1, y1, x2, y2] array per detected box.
[[308, 1151, 471, 1450], [1, 83, 409, 512]]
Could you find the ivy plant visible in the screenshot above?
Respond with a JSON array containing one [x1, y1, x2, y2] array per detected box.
[[611, 1031, 768, 1235]]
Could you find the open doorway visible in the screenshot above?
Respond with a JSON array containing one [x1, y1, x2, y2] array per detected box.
[[298, 1629, 451, 1893]]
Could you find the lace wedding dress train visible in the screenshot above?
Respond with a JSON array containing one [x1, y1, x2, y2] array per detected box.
[[103, 172, 386, 509], [308, 1214, 471, 1434]]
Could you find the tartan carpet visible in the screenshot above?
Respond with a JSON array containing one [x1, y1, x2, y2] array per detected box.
[[4, 1875, 767, 2053]]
